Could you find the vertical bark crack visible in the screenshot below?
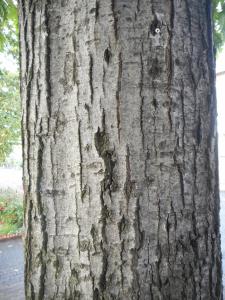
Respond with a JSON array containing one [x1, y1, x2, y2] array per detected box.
[[78, 120, 83, 199], [166, 0, 174, 131], [140, 52, 145, 148], [116, 52, 122, 141], [94, 111, 117, 295], [111, 0, 118, 40], [124, 145, 134, 214], [89, 53, 94, 104]]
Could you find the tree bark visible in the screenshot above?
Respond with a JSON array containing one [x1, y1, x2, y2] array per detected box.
[[19, 0, 222, 299]]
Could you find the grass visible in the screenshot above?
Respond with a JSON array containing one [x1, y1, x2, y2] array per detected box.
[[0, 188, 23, 235]]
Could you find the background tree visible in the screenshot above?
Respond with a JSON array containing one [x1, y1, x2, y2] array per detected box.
[[19, 0, 223, 299], [0, 69, 20, 163], [213, 0, 225, 52], [0, 0, 18, 57], [0, 0, 20, 164]]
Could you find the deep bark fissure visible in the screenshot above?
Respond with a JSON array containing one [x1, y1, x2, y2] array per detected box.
[[139, 51, 145, 148], [116, 52, 122, 142]]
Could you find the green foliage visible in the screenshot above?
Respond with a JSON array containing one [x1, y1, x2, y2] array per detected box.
[[0, 69, 21, 164], [213, 0, 225, 53], [0, 1, 20, 165], [0, 0, 18, 58], [0, 189, 23, 234]]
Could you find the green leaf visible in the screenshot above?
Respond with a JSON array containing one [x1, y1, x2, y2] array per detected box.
[[0, 68, 20, 164], [213, 0, 225, 53]]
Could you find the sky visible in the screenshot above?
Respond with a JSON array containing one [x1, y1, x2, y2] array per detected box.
[[0, 53, 18, 73]]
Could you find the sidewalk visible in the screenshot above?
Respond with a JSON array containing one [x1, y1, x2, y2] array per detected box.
[[0, 238, 24, 300]]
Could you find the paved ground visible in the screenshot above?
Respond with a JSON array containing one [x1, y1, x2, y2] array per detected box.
[[0, 238, 24, 300], [0, 195, 225, 299]]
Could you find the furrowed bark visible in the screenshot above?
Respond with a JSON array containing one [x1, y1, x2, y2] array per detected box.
[[19, 0, 222, 299]]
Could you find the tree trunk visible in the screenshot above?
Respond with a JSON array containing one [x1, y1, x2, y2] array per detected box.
[[19, 0, 222, 299]]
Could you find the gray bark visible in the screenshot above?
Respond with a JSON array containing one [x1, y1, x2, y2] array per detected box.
[[19, 0, 222, 299]]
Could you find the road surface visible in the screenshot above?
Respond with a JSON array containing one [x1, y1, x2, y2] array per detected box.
[[0, 238, 24, 300]]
